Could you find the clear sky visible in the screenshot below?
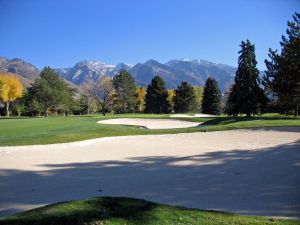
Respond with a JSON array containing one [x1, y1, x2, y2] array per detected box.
[[0, 0, 299, 70]]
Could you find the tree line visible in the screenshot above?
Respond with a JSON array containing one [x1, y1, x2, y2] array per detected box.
[[0, 12, 299, 117], [0, 67, 217, 117]]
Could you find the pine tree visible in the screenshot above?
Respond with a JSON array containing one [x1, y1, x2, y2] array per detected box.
[[225, 40, 266, 116], [29, 67, 70, 117], [264, 12, 300, 116], [201, 77, 221, 115], [113, 69, 136, 113], [145, 76, 170, 113], [174, 81, 196, 113], [24, 88, 43, 116]]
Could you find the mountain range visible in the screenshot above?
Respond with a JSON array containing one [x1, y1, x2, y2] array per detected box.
[[0, 56, 237, 92]]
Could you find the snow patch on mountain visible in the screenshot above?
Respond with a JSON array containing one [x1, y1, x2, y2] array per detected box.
[[55, 60, 133, 85], [55, 58, 237, 92]]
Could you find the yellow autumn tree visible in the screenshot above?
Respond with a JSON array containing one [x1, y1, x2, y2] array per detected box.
[[193, 86, 204, 111], [0, 73, 24, 116], [135, 87, 146, 112], [167, 89, 175, 112]]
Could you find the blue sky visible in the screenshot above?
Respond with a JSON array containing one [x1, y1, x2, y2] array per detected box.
[[0, 0, 299, 70]]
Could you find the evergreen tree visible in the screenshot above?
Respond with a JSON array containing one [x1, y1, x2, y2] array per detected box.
[[201, 77, 221, 115], [225, 40, 266, 116], [145, 76, 170, 113], [113, 69, 136, 113], [71, 94, 88, 115], [174, 81, 196, 113], [24, 87, 43, 116], [30, 67, 70, 117], [264, 12, 300, 116]]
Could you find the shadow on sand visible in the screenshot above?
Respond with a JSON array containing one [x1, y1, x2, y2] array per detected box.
[[0, 137, 300, 218]]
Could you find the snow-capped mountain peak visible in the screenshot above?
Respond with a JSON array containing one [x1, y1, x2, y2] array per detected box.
[[55, 60, 133, 84]]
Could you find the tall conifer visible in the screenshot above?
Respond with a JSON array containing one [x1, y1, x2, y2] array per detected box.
[[226, 40, 266, 116], [145, 76, 170, 113], [202, 77, 221, 115]]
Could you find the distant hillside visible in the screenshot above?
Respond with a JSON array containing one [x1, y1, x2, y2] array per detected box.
[[0, 56, 39, 81], [56, 59, 236, 92], [0, 56, 79, 89]]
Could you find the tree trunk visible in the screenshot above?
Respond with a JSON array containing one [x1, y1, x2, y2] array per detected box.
[[44, 109, 48, 117], [100, 102, 106, 116], [295, 104, 299, 117], [6, 102, 10, 117], [87, 99, 90, 115], [18, 110, 21, 117], [246, 112, 251, 117]]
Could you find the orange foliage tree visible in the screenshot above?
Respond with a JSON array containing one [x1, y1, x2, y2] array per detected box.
[[0, 73, 24, 116]]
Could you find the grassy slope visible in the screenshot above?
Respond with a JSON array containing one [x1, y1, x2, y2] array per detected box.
[[0, 114, 299, 146], [0, 197, 298, 225]]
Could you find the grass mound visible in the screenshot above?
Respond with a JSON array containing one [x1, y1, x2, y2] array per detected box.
[[0, 197, 298, 225]]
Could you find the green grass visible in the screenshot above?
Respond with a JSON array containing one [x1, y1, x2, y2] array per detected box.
[[0, 197, 298, 225], [0, 113, 299, 146]]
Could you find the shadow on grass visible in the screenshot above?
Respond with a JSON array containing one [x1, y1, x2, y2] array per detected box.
[[0, 139, 300, 222], [202, 116, 300, 126], [0, 197, 158, 225]]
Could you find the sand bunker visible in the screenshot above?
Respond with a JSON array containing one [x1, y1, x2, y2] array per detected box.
[[97, 118, 202, 129], [170, 113, 216, 118], [0, 127, 299, 218]]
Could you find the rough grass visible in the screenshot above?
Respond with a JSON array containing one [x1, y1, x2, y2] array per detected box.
[[0, 113, 299, 146], [0, 197, 298, 225]]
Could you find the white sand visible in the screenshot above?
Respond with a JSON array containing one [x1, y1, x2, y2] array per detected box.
[[0, 127, 299, 218], [97, 118, 202, 129], [170, 113, 216, 118]]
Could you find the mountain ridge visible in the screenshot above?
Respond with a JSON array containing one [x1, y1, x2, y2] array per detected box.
[[56, 58, 236, 92], [0, 56, 40, 81], [0, 56, 237, 92]]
